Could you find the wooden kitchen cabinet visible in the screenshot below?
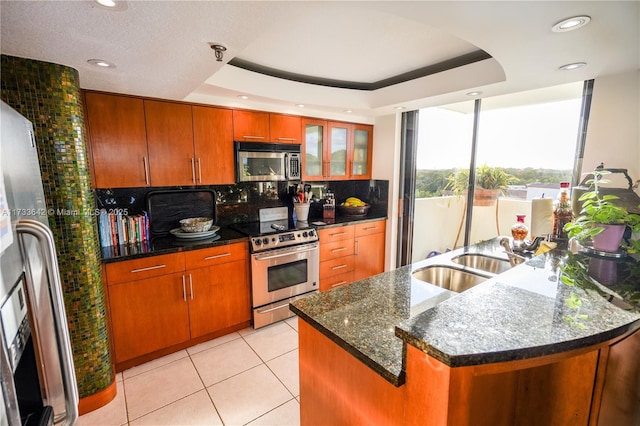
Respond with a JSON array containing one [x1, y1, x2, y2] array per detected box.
[[188, 259, 250, 338], [270, 113, 301, 143], [108, 272, 191, 364], [318, 220, 385, 291], [105, 242, 251, 369], [192, 106, 234, 184], [144, 100, 195, 186], [351, 124, 373, 179], [302, 118, 372, 181], [84, 92, 150, 188], [353, 220, 386, 281], [233, 110, 270, 142]]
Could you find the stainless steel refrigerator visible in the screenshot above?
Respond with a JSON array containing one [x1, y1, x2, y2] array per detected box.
[[0, 101, 78, 425]]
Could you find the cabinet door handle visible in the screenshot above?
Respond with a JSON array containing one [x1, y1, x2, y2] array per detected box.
[[204, 252, 231, 261], [331, 247, 347, 253], [331, 281, 347, 288], [243, 135, 265, 140], [197, 158, 202, 183], [189, 274, 193, 300], [363, 226, 378, 231], [355, 240, 359, 256], [182, 275, 187, 302], [276, 137, 297, 141], [130, 264, 166, 273], [191, 158, 196, 184], [331, 264, 348, 270], [143, 156, 150, 185], [329, 232, 347, 237]]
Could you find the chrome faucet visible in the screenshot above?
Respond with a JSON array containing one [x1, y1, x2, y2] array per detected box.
[[499, 237, 527, 267]]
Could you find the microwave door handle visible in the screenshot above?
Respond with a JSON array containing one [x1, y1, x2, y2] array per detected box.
[[284, 153, 290, 179]]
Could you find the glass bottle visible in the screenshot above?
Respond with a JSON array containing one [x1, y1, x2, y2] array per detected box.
[[511, 214, 529, 248], [553, 182, 573, 240]]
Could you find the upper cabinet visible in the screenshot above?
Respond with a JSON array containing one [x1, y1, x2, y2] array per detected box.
[[302, 119, 372, 181], [84, 92, 150, 188], [85, 93, 235, 188], [270, 114, 301, 144], [85, 91, 372, 188], [232, 110, 269, 142], [192, 106, 234, 184], [232, 110, 302, 144], [144, 100, 195, 186], [352, 124, 373, 179]]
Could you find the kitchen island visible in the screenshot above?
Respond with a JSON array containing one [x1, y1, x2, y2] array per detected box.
[[290, 237, 640, 425]]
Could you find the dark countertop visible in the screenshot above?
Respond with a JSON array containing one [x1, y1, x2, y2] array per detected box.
[[289, 237, 640, 387], [101, 215, 387, 263], [100, 226, 249, 263]]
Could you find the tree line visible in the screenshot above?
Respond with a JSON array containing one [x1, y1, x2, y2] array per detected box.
[[415, 168, 573, 198]]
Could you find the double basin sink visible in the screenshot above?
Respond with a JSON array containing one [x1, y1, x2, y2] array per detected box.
[[411, 252, 520, 293]]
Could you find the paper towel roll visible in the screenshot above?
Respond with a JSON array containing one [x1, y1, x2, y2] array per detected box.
[[531, 198, 554, 237]]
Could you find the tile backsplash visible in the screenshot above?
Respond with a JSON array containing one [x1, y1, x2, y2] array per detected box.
[[94, 179, 389, 227]]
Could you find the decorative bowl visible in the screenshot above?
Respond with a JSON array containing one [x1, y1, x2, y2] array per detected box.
[[179, 217, 213, 233], [337, 204, 370, 217]]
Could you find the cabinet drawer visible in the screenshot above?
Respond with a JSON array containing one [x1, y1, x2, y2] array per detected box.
[[184, 242, 247, 270], [320, 256, 355, 279], [318, 225, 354, 243], [355, 220, 386, 237], [320, 271, 353, 292], [320, 239, 354, 261], [105, 253, 185, 285]]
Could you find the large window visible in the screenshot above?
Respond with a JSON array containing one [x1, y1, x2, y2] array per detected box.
[[410, 82, 585, 262]]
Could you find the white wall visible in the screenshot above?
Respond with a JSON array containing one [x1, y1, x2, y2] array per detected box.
[[373, 114, 401, 272], [412, 197, 533, 262], [583, 70, 640, 187]]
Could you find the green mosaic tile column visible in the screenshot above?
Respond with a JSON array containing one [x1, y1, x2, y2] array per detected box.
[[1, 55, 113, 399]]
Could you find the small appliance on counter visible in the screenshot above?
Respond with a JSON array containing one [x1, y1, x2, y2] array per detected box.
[[230, 207, 319, 328]]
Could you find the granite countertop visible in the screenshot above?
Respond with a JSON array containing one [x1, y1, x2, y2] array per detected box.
[[101, 216, 387, 263], [290, 237, 640, 387], [100, 226, 249, 263]]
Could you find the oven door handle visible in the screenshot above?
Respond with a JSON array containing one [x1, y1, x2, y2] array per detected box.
[[253, 244, 318, 261]]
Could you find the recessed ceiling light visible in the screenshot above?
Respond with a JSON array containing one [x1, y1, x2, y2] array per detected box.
[[552, 15, 591, 32], [237, 95, 249, 100], [296, 104, 305, 108], [395, 106, 406, 110], [344, 109, 353, 113], [466, 91, 482, 97], [559, 62, 587, 71], [87, 59, 116, 68], [93, 0, 127, 11]]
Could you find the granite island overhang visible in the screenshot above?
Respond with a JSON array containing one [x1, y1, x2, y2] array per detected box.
[[290, 237, 640, 425]]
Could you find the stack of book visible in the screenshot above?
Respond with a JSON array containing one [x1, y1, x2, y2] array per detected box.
[[98, 209, 150, 248]]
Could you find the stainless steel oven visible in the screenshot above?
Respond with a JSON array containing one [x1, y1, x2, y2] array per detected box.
[[231, 208, 319, 328], [251, 241, 319, 328]]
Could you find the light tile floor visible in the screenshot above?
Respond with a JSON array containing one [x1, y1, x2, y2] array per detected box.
[[78, 317, 300, 426]]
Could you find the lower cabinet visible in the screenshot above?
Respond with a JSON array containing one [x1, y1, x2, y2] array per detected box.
[[105, 242, 250, 369], [188, 260, 250, 338], [109, 272, 191, 363], [318, 220, 386, 291]]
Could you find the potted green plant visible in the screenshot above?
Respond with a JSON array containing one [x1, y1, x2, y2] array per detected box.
[[445, 164, 518, 206], [564, 169, 640, 253]]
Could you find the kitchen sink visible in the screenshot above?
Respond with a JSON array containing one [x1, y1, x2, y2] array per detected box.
[[451, 254, 513, 274], [411, 265, 489, 293]]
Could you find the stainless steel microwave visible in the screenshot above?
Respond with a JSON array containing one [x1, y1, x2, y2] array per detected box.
[[235, 142, 301, 182]]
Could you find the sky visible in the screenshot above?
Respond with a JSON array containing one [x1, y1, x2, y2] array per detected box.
[[416, 97, 582, 171]]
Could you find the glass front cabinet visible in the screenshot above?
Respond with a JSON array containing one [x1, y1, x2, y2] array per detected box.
[[302, 119, 372, 181]]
